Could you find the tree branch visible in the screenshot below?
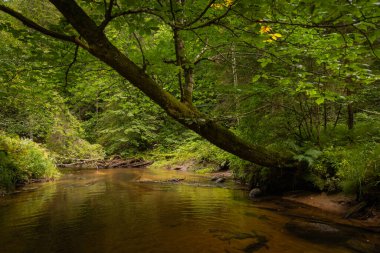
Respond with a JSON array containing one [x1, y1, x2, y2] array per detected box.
[[194, 42, 209, 65], [105, 0, 115, 19], [183, 5, 233, 30], [0, 4, 86, 48], [99, 7, 166, 29], [132, 32, 147, 71], [232, 9, 380, 29], [65, 45, 79, 88], [184, 0, 216, 27]]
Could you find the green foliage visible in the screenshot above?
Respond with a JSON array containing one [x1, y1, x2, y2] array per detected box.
[[308, 143, 380, 197], [0, 131, 59, 190], [149, 138, 230, 172], [46, 110, 105, 161], [294, 148, 323, 167]]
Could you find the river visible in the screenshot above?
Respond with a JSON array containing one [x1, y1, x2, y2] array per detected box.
[[0, 168, 378, 253]]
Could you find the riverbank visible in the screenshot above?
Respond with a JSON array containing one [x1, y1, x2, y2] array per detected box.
[[194, 169, 380, 230], [281, 191, 380, 230]]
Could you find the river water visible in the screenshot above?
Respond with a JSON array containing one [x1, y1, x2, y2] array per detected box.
[[0, 168, 378, 253]]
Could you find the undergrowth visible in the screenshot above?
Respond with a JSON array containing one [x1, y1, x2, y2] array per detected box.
[[0, 132, 59, 191], [147, 137, 231, 172]]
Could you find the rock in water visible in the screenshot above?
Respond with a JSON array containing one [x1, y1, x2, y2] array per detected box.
[[211, 176, 219, 181], [285, 220, 349, 243], [249, 188, 262, 199], [346, 238, 380, 253], [215, 177, 225, 183]]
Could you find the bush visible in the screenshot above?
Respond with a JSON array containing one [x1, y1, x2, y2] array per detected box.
[[0, 132, 59, 190], [311, 143, 380, 198]]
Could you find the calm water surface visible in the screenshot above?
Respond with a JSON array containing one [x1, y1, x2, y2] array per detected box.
[[0, 168, 377, 253]]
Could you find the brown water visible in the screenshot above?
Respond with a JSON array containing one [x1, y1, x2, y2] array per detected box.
[[0, 168, 377, 253]]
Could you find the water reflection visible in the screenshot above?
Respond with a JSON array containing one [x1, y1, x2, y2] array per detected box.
[[0, 168, 375, 253]]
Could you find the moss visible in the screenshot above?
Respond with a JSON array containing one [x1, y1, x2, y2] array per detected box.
[[195, 167, 216, 174]]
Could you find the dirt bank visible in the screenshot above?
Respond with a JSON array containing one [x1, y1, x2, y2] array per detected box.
[[280, 191, 380, 231]]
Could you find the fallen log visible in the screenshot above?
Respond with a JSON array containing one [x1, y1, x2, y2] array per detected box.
[[57, 157, 153, 169]]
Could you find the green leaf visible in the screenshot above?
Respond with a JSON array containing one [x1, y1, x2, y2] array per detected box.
[[315, 97, 324, 105]]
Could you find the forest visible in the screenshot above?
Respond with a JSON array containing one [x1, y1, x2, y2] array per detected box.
[[0, 0, 380, 246], [0, 0, 380, 252]]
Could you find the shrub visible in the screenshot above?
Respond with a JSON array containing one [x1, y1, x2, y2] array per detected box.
[[311, 143, 380, 198], [0, 132, 59, 190]]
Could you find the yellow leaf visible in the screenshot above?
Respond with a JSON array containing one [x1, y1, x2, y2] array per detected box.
[[260, 26, 272, 34], [225, 0, 234, 7], [211, 3, 223, 9], [269, 33, 282, 40]]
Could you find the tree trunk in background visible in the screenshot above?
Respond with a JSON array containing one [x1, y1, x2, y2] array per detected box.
[[231, 43, 239, 124], [347, 89, 354, 130]]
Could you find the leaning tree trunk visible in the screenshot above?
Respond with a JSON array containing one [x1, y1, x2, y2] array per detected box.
[[0, 0, 301, 170]]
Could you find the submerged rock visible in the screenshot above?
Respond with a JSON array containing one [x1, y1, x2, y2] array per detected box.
[[242, 234, 268, 253], [285, 220, 349, 243], [215, 177, 225, 183], [208, 228, 268, 252], [211, 176, 219, 181], [346, 238, 380, 253], [249, 188, 262, 199], [166, 178, 185, 183]]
